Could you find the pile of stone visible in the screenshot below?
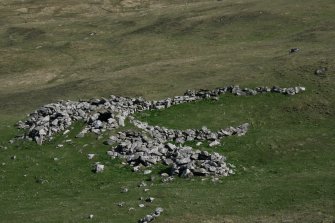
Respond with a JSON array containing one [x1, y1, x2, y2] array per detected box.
[[183, 85, 306, 97], [138, 207, 164, 223], [131, 119, 249, 144], [106, 129, 235, 177], [16, 96, 151, 144], [16, 85, 305, 144]]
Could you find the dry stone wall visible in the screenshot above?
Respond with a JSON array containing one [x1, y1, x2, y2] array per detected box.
[[14, 85, 306, 178], [17, 85, 306, 145]]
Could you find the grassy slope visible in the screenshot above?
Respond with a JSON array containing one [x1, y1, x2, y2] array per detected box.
[[0, 0, 334, 222]]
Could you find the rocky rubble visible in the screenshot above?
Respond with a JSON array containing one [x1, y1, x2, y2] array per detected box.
[[16, 85, 305, 144], [138, 207, 164, 223], [106, 129, 235, 177], [130, 119, 250, 144]]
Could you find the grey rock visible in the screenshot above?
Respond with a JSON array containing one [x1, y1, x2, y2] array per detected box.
[[315, 67, 327, 75], [209, 140, 220, 147], [289, 47, 300, 54], [166, 143, 176, 150], [121, 187, 129, 193], [181, 168, 193, 178], [145, 197, 155, 203], [87, 154, 95, 160], [143, 170, 152, 175], [94, 163, 104, 173]]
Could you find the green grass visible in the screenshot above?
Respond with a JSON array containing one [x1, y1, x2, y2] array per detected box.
[[0, 0, 334, 222]]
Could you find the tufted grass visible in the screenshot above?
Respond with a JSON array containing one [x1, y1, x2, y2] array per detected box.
[[0, 0, 334, 222]]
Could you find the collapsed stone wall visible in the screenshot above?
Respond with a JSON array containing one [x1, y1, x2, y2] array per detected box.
[[105, 119, 249, 177], [17, 85, 306, 145]]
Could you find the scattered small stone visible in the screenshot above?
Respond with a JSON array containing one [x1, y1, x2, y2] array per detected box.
[[76, 132, 85, 138], [121, 187, 129, 193], [155, 207, 163, 214], [138, 215, 154, 223], [161, 176, 174, 183], [35, 137, 43, 145], [138, 181, 147, 187], [11, 155, 16, 160], [138, 204, 145, 208], [128, 207, 135, 212], [209, 140, 220, 147], [0, 146, 8, 150], [35, 177, 48, 184], [145, 197, 155, 203], [143, 170, 152, 175], [88, 214, 94, 219], [144, 189, 150, 192], [94, 163, 104, 173], [63, 130, 70, 135], [315, 67, 327, 75], [117, 202, 125, 207], [133, 166, 141, 172], [196, 142, 202, 146], [56, 144, 64, 148], [87, 154, 95, 160], [53, 157, 59, 161], [289, 47, 300, 54], [138, 207, 164, 223]]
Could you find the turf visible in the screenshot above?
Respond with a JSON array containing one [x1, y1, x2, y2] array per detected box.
[[0, 0, 334, 222]]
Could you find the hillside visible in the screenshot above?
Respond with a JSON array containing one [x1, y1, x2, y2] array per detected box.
[[0, 0, 334, 222]]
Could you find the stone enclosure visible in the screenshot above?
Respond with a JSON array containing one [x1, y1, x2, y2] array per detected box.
[[17, 85, 305, 178]]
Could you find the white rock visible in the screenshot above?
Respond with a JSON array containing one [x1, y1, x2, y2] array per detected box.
[[121, 187, 129, 193], [143, 170, 152, 175], [133, 166, 141, 172], [87, 154, 95, 160], [138, 181, 147, 187], [94, 163, 104, 173], [116, 115, 125, 127], [209, 140, 220, 147], [145, 197, 155, 203]]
